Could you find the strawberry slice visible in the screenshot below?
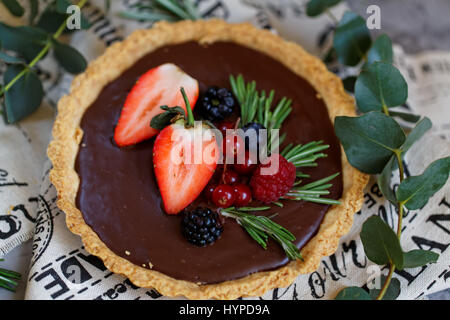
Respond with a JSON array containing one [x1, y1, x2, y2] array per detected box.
[[154, 121, 218, 214], [114, 63, 199, 147], [153, 88, 219, 215]]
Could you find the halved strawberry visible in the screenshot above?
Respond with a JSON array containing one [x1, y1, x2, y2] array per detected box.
[[114, 63, 199, 147], [153, 121, 218, 214], [153, 88, 219, 215]]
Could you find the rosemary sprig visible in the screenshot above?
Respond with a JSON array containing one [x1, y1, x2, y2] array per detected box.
[[120, 0, 200, 22], [0, 259, 21, 292], [282, 140, 330, 170], [283, 173, 341, 205], [220, 207, 303, 261], [229, 74, 292, 151]]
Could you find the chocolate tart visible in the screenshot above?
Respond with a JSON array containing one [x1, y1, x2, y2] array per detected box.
[[48, 19, 369, 299]]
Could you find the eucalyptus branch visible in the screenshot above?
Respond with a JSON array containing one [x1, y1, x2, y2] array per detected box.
[[0, 0, 89, 97], [376, 149, 405, 300], [306, 1, 448, 301]]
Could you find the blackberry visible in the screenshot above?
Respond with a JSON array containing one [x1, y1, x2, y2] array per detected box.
[[181, 207, 223, 246], [242, 122, 266, 152], [197, 87, 236, 122]]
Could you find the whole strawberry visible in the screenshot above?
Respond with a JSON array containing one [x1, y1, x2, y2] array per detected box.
[[250, 154, 296, 203]]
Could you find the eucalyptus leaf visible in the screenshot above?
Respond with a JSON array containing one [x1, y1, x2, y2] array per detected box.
[[377, 117, 432, 199], [401, 117, 432, 153], [56, 0, 72, 13], [53, 40, 87, 74], [0, 23, 48, 61], [396, 157, 450, 210], [0, 51, 24, 64], [335, 287, 371, 300], [37, 9, 65, 34], [334, 112, 406, 174], [360, 215, 404, 268], [37, 2, 90, 34], [3, 65, 43, 123], [55, 0, 90, 29], [150, 106, 185, 130], [389, 111, 421, 123], [1, 0, 24, 17], [369, 275, 400, 300], [355, 62, 408, 113], [333, 11, 372, 66], [378, 155, 397, 205], [306, 0, 341, 17], [365, 34, 393, 67], [0, 40, 23, 64], [403, 250, 439, 269]]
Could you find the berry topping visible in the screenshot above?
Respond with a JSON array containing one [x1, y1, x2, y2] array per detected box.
[[204, 183, 217, 200], [223, 169, 239, 185], [217, 121, 235, 136], [234, 151, 257, 175], [233, 184, 252, 207], [222, 132, 244, 163], [250, 153, 296, 203], [181, 207, 223, 246], [114, 63, 198, 147], [212, 184, 235, 208], [242, 122, 266, 152], [153, 88, 218, 215], [197, 86, 236, 122]]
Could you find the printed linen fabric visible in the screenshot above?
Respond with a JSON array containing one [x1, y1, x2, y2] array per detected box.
[[0, 0, 448, 300]]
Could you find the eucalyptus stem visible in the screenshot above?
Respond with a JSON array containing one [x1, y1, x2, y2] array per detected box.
[[376, 149, 405, 300], [0, 0, 88, 97], [395, 150, 405, 239], [382, 103, 390, 116], [376, 264, 395, 300]]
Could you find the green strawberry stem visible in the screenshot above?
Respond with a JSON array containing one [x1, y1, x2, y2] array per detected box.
[[180, 87, 195, 127]]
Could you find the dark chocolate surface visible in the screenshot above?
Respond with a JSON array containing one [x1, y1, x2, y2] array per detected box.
[[75, 42, 343, 284]]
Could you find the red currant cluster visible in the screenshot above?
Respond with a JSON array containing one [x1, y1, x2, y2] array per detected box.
[[204, 121, 258, 208]]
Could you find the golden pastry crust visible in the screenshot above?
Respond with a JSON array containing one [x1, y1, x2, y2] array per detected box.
[[48, 19, 369, 300]]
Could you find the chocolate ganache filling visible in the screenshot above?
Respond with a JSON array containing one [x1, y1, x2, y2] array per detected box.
[[75, 41, 343, 284]]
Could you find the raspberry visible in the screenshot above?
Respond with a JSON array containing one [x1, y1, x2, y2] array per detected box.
[[250, 154, 296, 203]]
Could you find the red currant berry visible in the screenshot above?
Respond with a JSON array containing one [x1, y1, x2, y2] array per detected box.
[[234, 151, 257, 175], [224, 169, 239, 185], [223, 132, 244, 162], [233, 184, 252, 207], [204, 184, 217, 200], [217, 121, 235, 136], [212, 184, 235, 208]]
